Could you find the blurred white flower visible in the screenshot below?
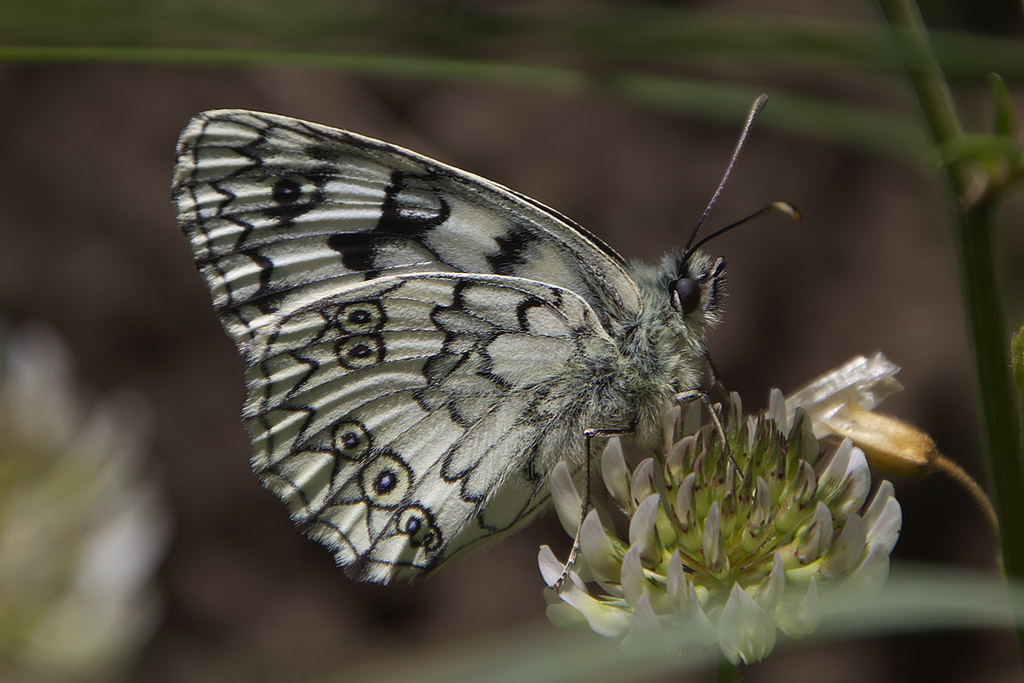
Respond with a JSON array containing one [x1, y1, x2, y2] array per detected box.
[[0, 322, 169, 681]]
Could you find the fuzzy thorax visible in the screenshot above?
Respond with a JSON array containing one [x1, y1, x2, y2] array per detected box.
[[608, 250, 726, 447]]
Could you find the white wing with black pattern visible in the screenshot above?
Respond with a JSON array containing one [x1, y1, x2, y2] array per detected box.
[[238, 272, 615, 582]]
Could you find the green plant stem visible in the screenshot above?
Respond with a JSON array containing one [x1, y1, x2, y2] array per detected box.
[[717, 657, 741, 683], [1013, 328, 1024, 497], [957, 199, 1024, 559], [1012, 327, 1024, 397], [878, 0, 1024, 661]]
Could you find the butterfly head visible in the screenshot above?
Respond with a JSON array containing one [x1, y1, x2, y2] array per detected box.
[[624, 249, 726, 364], [666, 249, 726, 329], [621, 249, 726, 412]]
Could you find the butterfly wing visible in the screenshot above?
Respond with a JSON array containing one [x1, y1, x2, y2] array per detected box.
[[172, 110, 635, 583], [172, 109, 642, 351], [238, 272, 616, 583]]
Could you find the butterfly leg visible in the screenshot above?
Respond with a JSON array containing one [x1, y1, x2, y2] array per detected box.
[[674, 389, 737, 470], [704, 348, 728, 396], [674, 389, 728, 439], [549, 427, 630, 591]]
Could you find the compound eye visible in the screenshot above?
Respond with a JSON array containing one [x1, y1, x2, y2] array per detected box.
[[673, 277, 701, 315]]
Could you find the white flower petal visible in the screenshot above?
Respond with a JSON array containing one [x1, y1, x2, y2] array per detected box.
[[818, 439, 853, 491], [537, 545, 581, 590], [579, 510, 620, 582], [563, 592, 632, 638], [549, 462, 583, 537], [742, 476, 771, 553], [863, 481, 902, 553], [662, 405, 681, 450], [537, 545, 564, 586], [775, 462, 816, 533], [792, 407, 823, 465], [768, 388, 788, 431], [545, 603, 588, 630], [842, 541, 891, 595], [862, 480, 893, 522], [755, 553, 785, 609], [702, 502, 724, 574], [629, 494, 661, 563], [665, 550, 689, 613], [796, 502, 833, 565], [665, 434, 696, 485], [822, 513, 867, 577], [746, 415, 759, 452], [674, 473, 696, 524], [621, 543, 646, 606], [726, 391, 743, 428], [834, 446, 871, 517], [600, 437, 632, 509], [718, 584, 777, 665], [777, 577, 820, 636], [630, 458, 655, 508], [540, 548, 632, 637], [690, 598, 718, 646], [622, 593, 666, 655], [575, 600, 633, 639]]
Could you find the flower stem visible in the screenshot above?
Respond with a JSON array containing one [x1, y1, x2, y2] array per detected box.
[[717, 656, 741, 683], [878, 0, 1024, 661], [931, 453, 998, 535], [1012, 325, 1024, 520]]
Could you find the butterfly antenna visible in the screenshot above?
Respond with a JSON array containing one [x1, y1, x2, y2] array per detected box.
[[688, 201, 801, 255], [683, 94, 770, 255]]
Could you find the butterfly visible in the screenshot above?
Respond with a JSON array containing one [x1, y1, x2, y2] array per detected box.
[[172, 109, 732, 584]]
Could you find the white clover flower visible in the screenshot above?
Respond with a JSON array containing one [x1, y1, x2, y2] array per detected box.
[[540, 364, 903, 665], [0, 323, 169, 680]]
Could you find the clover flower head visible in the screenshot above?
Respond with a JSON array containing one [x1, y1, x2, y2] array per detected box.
[[540, 360, 903, 665]]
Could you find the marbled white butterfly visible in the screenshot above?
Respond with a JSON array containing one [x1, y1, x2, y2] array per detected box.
[[173, 108, 751, 584]]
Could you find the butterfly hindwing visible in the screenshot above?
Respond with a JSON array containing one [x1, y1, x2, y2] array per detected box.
[[243, 272, 616, 582]]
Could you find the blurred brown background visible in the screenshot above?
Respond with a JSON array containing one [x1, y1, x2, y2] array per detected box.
[[2, 1, 1023, 681]]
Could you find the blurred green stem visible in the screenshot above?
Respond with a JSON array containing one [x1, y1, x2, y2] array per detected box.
[[1013, 328, 1024, 397], [0, 45, 924, 156], [879, 0, 1024, 661], [717, 658, 740, 683], [1013, 326, 1024, 517]]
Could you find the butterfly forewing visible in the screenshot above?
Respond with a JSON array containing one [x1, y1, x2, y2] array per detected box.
[[173, 110, 642, 336]]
